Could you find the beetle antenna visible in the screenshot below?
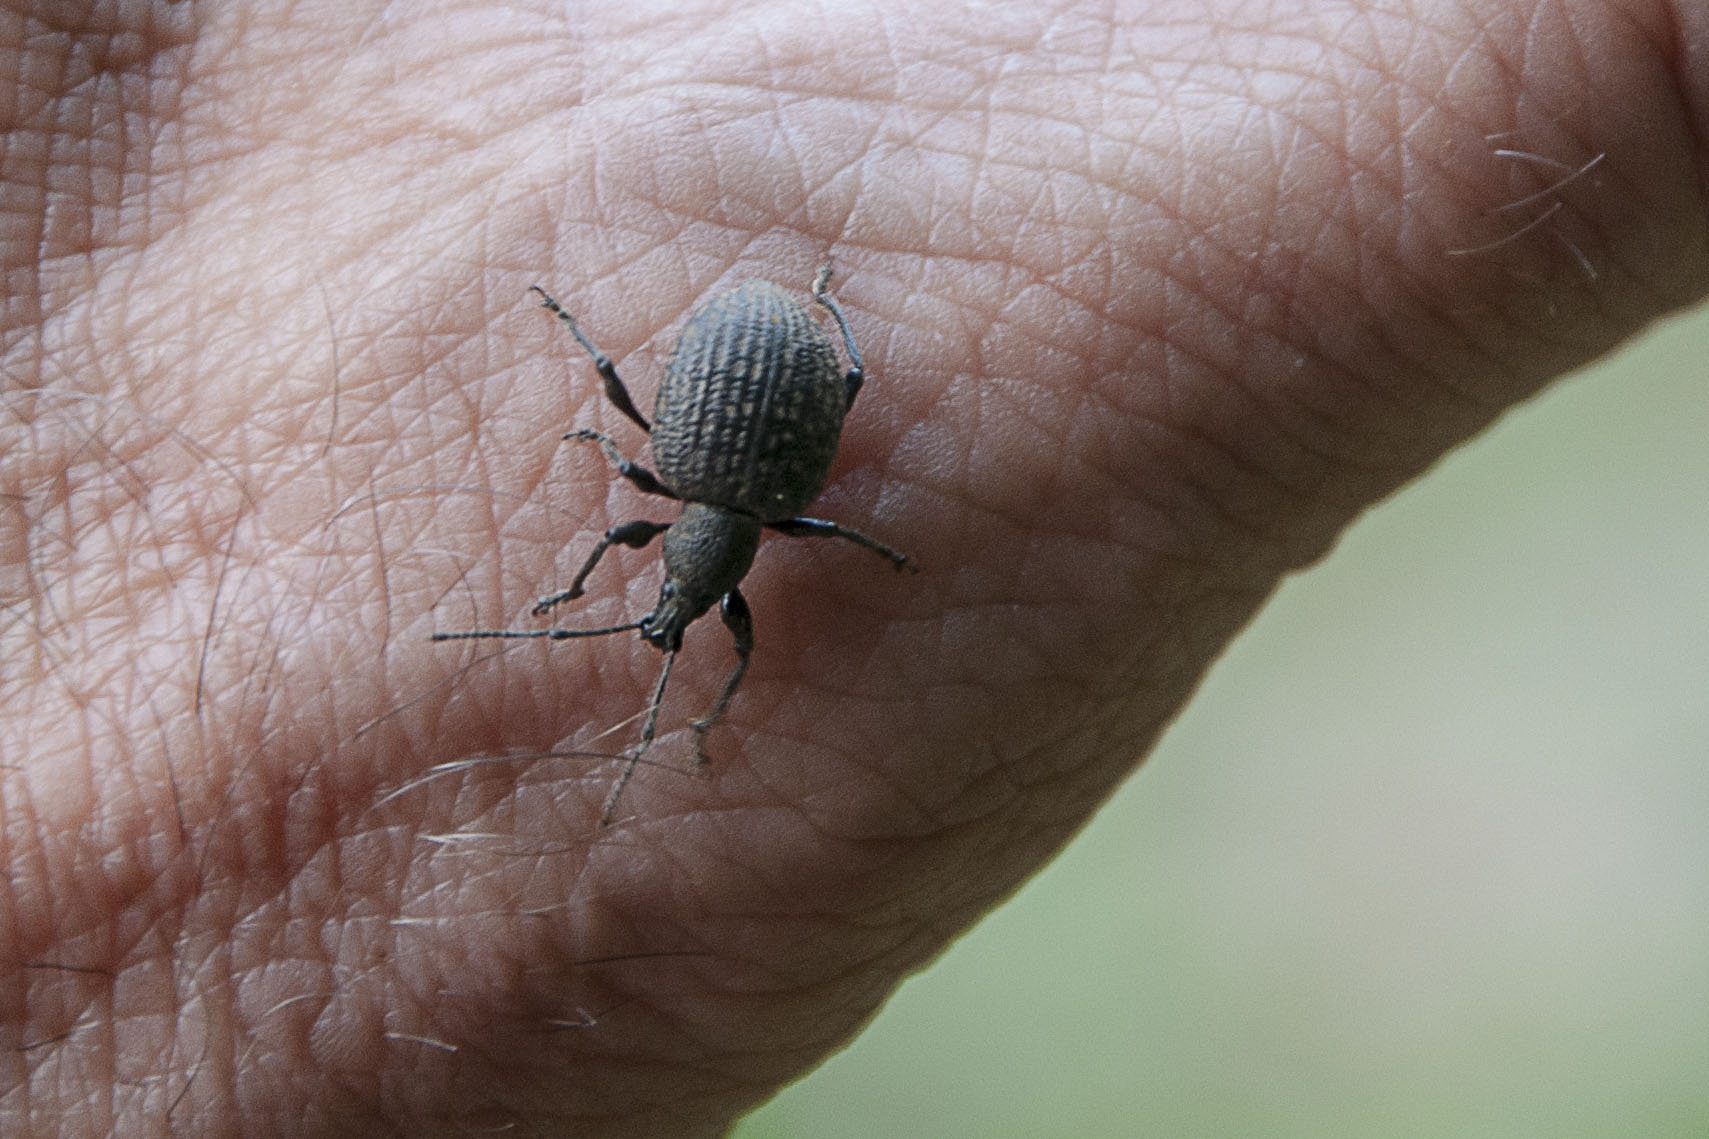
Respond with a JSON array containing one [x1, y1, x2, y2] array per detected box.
[[430, 621, 642, 642]]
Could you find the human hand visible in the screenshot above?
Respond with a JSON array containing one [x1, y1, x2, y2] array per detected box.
[[5, 2, 1705, 1135]]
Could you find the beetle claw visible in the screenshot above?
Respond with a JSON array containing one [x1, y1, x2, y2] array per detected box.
[[689, 721, 714, 765]]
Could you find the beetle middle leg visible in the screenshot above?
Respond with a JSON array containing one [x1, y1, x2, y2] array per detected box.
[[564, 428, 678, 500], [768, 516, 913, 571], [690, 589, 753, 763], [534, 518, 670, 616]]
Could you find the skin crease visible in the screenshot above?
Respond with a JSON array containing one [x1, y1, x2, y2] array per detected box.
[[1, 0, 1705, 1135]]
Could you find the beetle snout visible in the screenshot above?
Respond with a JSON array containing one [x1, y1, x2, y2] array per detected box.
[[639, 582, 694, 653], [639, 619, 683, 653]]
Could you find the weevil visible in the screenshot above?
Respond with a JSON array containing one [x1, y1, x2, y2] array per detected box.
[[433, 263, 912, 822]]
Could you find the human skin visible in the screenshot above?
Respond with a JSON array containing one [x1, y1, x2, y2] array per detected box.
[[2, 0, 1705, 1135]]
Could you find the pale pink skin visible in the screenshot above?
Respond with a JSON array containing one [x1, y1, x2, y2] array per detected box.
[[3, 2, 1706, 1136]]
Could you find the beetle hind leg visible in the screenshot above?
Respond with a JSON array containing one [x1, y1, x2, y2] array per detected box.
[[530, 285, 652, 434], [810, 262, 866, 408]]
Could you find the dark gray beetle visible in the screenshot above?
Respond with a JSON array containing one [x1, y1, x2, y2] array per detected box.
[[434, 263, 911, 821]]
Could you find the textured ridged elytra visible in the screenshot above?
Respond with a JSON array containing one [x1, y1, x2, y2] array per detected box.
[[653, 282, 848, 518], [433, 263, 913, 823]]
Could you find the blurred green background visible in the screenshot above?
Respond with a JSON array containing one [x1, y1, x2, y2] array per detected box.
[[736, 302, 1709, 1139]]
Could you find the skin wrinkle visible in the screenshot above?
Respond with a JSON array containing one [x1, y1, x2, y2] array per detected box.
[[28, 26, 194, 279]]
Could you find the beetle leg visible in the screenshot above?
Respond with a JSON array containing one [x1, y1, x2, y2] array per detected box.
[[532, 518, 671, 616], [530, 285, 653, 434], [691, 589, 753, 764], [767, 516, 914, 572], [601, 648, 677, 825], [810, 262, 866, 409], [564, 428, 679, 500]]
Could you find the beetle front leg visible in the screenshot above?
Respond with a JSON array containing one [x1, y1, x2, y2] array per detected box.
[[534, 518, 671, 616], [564, 428, 679, 500], [530, 285, 652, 434], [768, 516, 913, 571], [691, 589, 753, 764]]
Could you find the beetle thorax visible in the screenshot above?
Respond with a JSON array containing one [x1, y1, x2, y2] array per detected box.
[[639, 503, 762, 651]]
